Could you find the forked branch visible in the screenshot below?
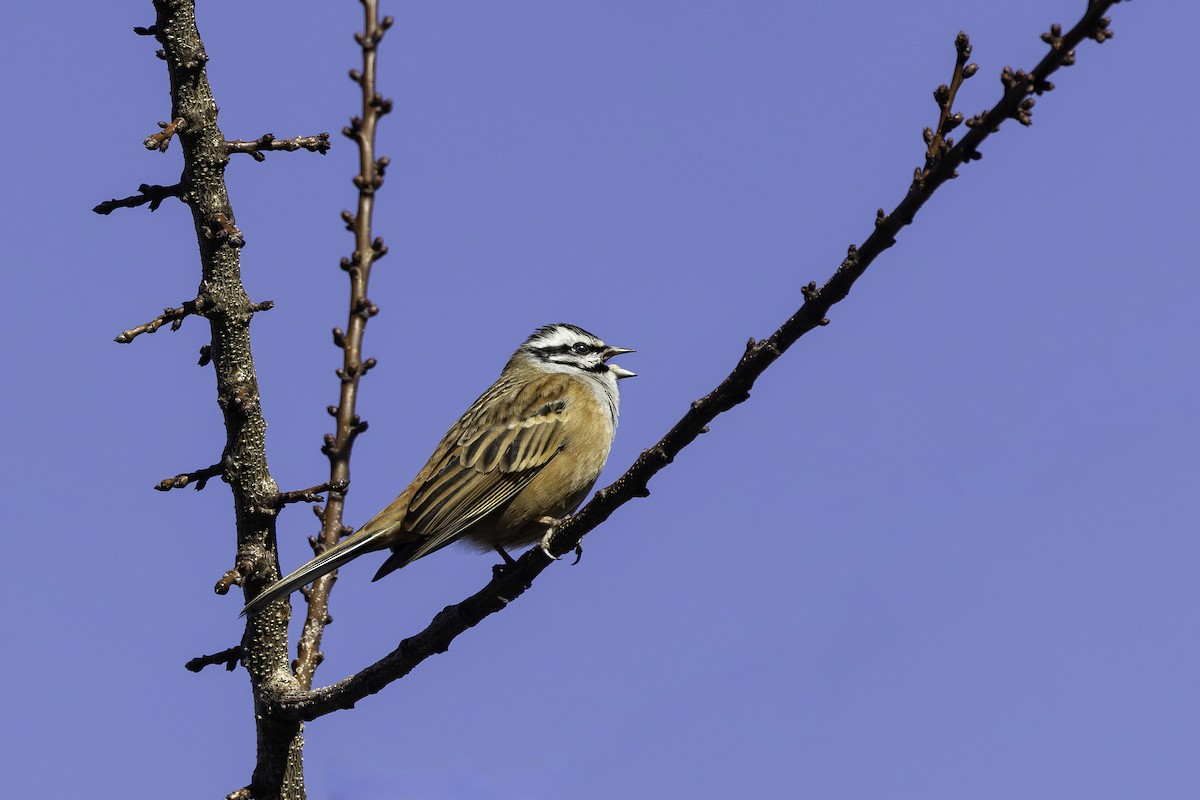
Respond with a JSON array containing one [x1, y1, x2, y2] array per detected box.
[[269, 0, 1127, 722]]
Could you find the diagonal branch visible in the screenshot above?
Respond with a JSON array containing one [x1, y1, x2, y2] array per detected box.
[[114, 298, 204, 344], [268, 0, 1126, 723]]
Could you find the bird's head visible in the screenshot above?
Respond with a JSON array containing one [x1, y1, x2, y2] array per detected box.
[[516, 323, 636, 380]]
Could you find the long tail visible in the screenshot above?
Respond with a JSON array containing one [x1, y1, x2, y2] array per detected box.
[[241, 527, 389, 617]]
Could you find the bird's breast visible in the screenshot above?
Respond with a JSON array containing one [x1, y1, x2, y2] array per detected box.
[[482, 390, 615, 549]]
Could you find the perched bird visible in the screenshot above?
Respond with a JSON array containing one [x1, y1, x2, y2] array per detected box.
[[242, 323, 635, 616]]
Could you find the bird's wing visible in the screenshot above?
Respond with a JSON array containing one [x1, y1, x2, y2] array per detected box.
[[397, 371, 575, 562]]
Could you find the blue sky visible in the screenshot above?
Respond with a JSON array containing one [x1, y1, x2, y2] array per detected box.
[[3, 2, 1197, 798]]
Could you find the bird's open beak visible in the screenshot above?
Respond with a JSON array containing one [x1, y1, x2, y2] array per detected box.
[[603, 346, 636, 379]]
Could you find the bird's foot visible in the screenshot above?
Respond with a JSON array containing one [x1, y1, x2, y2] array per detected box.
[[535, 515, 576, 563], [535, 539, 582, 564], [491, 545, 517, 578]]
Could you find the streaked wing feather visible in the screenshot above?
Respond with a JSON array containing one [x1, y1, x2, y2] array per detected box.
[[401, 373, 573, 558], [404, 469, 540, 562]]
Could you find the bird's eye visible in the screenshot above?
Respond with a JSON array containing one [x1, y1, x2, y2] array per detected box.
[[571, 342, 590, 355]]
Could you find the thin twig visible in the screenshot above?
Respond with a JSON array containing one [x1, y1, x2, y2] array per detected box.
[[155, 462, 224, 492], [269, 0, 1126, 723], [114, 298, 203, 344], [227, 132, 332, 161], [145, 117, 186, 152], [185, 645, 243, 672], [922, 33, 978, 177], [92, 183, 181, 215], [292, 1, 394, 693], [276, 480, 350, 508]]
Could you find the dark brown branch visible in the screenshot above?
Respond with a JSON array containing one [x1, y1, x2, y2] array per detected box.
[[227, 132, 332, 161], [922, 33, 977, 175], [143, 2, 301, 795], [276, 480, 349, 508], [155, 462, 223, 492], [269, 0, 1127, 723], [270, 546, 557, 720], [186, 645, 243, 672], [145, 117, 186, 152], [292, 1, 394, 695], [114, 298, 203, 344], [92, 183, 181, 215]]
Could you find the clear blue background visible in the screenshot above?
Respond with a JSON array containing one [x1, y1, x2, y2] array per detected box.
[[3, 2, 1196, 798]]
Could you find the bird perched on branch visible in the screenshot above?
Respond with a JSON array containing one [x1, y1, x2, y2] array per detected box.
[[242, 323, 635, 616]]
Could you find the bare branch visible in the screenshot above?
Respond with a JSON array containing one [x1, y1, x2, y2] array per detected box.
[[270, 0, 1128, 723], [185, 645, 243, 673], [114, 298, 203, 344], [92, 183, 181, 215], [227, 132, 332, 161], [293, 0, 394, 694], [276, 480, 349, 508], [155, 462, 223, 492], [922, 33, 976, 175]]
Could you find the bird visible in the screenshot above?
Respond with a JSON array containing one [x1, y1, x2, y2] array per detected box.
[[242, 323, 635, 616]]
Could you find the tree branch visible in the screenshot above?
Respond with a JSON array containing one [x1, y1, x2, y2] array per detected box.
[[293, 0, 394, 694], [141, 1, 302, 795], [275, 480, 350, 508], [185, 645, 243, 673], [155, 462, 224, 492], [114, 298, 204, 344], [227, 132, 332, 161], [92, 183, 181, 215], [268, 0, 1127, 723]]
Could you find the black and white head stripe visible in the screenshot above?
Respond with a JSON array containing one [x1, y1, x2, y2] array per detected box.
[[521, 323, 611, 372], [515, 323, 635, 425]]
